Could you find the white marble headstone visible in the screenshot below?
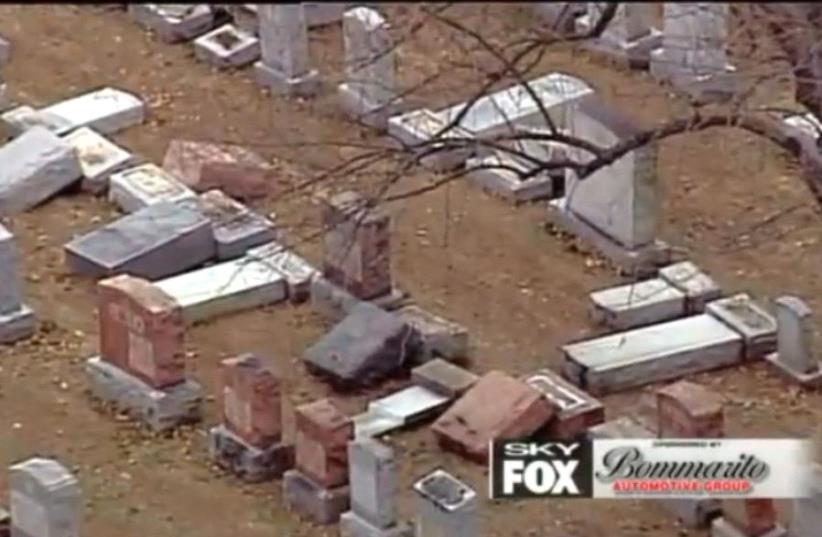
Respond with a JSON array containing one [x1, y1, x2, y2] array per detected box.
[[257, 4, 311, 77], [343, 7, 396, 108]]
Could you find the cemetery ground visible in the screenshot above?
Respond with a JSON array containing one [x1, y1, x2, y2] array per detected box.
[[1, 4, 822, 537]]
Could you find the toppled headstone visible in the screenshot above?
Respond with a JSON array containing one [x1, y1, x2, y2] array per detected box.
[[0, 126, 82, 215], [310, 275, 365, 322], [765, 296, 822, 387], [194, 23, 260, 69], [367, 385, 450, 426], [129, 4, 216, 43], [0, 224, 35, 344], [246, 242, 316, 303], [40, 87, 145, 135], [64, 200, 215, 279], [432, 370, 554, 462], [209, 354, 294, 481], [284, 399, 352, 524], [304, 302, 417, 388], [338, 7, 399, 129], [523, 368, 605, 439], [413, 470, 478, 537], [108, 163, 197, 213], [465, 147, 565, 204], [396, 305, 468, 363], [712, 499, 786, 537], [589, 278, 686, 330], [87, 274, 202, 431], [411, 358, 478, 398], [1, 105, 74, 137], [194, 190, 276, 259], [576, 3, 662, 68], [254, 4, 320, 97], [706, 293, 777, 360], [162, 139, 274, 200], [9, 458, 81, 537], [341, 439, 413, 537], [63, 127, 135, 194], [153, 254, 287, 325], [562, 313, 745, 395], [386, 108, 478, 172], [658, 261, 722, 313]]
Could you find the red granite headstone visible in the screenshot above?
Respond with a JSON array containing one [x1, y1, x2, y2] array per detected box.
[[219, 354, 282, 448], [294, 398, 353, 488]]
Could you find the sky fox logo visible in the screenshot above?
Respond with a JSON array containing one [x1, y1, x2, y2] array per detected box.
[[490, 440, 594, 499]]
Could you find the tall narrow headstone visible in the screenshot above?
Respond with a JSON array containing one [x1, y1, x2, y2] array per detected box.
[[0, 224, 35, 344], [765, 296, 822, 387], [338, 7, 399, 129], [253, 4, 320, 97], [413, 470, 478, 537], [9, 458, 81, 537], [577, 3, 661, 67]]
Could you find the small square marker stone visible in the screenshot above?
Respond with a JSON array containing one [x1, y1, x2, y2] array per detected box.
[[194, 23, 260, 69], [109, 163, 197, 213]]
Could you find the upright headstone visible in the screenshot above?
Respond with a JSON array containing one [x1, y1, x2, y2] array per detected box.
[[413, 469, 478, 537], [791, 463, 822, 537], [340, 439, 412, 537], [9, 458, 80, 537], [338, 7, 399, 129], [547, 95, 669, 275], [649, 3, 736, 102], [765, 296, 822, 386], [577, 3, 661, 67], [0, 224, 35, 344], [254, 4, 320, 97]]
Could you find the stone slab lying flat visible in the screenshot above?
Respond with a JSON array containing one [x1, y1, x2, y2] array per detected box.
[[246, 242, 316, 303], [86, 356, 202, 432], [0, 304, 35, 345], [340, 512, 413, 537], [523, 368, 605, 439], [562, 313, 744, 395], [589, 278, 686, 330], [153, 255, 287, 325], [1, 105, 74, 137], [0, 126, 82, 215], [395, 305, 468, 363], [367, 385, 450, 426], [63, 127, 135, 194], [386, 108, 478, 172], [352, 412, 404, 440], [411, 358, 478, 398], [109, 163, 197, 213], [283, 469, 350, 525], [194, 190, 276, 260], [129, 4, 216, 43], [466, 153, 561, 203], [194, 23, 260, 69], [64, 200, 216, 279], [658, 261, 722, 313], [706, 294, 777, 360], [209, 425, 294, 482], [40, 87, 145, 135]]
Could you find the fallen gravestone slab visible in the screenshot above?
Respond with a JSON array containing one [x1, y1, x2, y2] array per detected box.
[[522, 368, 605, 439], [589, 277, 686, 330], [64, 200, 215, 279], [40, 86, 145, 135], [129, 4, 216, 43], [411, 358, 478, 398], [63, 127, 135, 194], [658, 260, 722, 313], [706, 293, 777, 360], [194, 23, 260, 69], [0, 126, 82, 215], [194, 190, 277, 259], [431, 370, 554, 462], [109, 163, 197, 213], [0, 224, 35, 344], [246, 242, 316, 303], [367, 385, 450, 426], [304, 302, 418, 388], [396, 305, 469, 363], [1, 105, 74, 137]]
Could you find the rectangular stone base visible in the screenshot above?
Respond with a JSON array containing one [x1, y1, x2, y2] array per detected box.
[[340, 511, 413, 537], [337, 83, 401, 131], [129, 4, 216, 44], [85, 357, 202, 432], [194, 24, 260, 69], [764, 352, 822, 388], [0, 304, 35, 344], [660, 497, 722, 529], [548, 198, 671, 276], [283, 469, 350, 525], [711, 517, 787, 537], [208, 425, 294, 482], [254, 62, 320, 98]]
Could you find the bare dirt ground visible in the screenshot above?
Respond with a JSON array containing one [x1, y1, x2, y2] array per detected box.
[[1, 4, 822, 537]]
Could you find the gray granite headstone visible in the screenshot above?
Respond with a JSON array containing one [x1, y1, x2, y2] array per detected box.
[[0, 224, 23, 315], [254, 4, 319, 96], [9, 458, 81, 537], [348, 439, 396, 528], [774, 296, 817, 374], [413, 470, 478, 537]]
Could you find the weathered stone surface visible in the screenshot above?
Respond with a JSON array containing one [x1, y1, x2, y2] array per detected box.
[[367, 385, 450, 426], [352, 411, 404, 440], [129, 4, 216, 43], [0, 305, 35, 345], [294, 398, 353, 489], [194, 190, 276, 259], [0, 126, 82, 215], [254, 4, 320, 97], [589, 278, 686, 330], [40, 86, 145, 135], [764, 296, 821, 387], [432, 370, 554, 462], [658, 261, 722, 313], [413, 470, 478, 537], [310, 275, 365, 322], [283, 469, 350, 525], [706, 294, 777, 360], [218, 353, 281, 447], [386, 108, 478, 172], [63, 127, 135, 194], [194, 23, 260, 69], [1, 106, 73, 137], [64, 200, 216, 279], [586, 416, 654, 439], [411, 358, 478, 398], [85, 356, 202, 431], [347, 439, 396, 528], [305, 302, 416, 387], [9, 458, 80, 537], [108, 163, 197, 213], [523, 368, 605, 439], [162, 139, 274, 200], [246, 242, 316, 303], [396, 305, 468, 362], [340, 512, 413, 537], [153, 254, 287, 325], [209, 425, 294, 482], [96, 274, 186, 388], [656, 380, 725, 438], [562, 313, 744, 395], [465, 151, 563, 204]]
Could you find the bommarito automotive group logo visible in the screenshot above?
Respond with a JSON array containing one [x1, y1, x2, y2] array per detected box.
[[489, 438, 814, 500]]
